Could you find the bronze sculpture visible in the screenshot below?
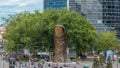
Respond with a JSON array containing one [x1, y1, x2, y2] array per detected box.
[[53, 25, 67, 62]]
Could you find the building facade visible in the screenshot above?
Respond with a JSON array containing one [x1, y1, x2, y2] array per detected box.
[[43, 0, 67, 10], [68, 0, 81, 14], [69, 0, 120, 38], [99, 0, 120, 38], [68, 0, 111, 32], [43, 0, 120, 38]]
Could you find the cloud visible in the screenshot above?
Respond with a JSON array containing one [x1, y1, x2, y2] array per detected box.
[[0, 0, 43, 24], [18, 3, 28, 7], [15, 9, 22, 12], [0, 0, 40, 6], [0, 0, 20, 6], [8, 0, 20, 3]]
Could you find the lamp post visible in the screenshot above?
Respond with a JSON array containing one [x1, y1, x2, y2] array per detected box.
[[116, 51, 118, 68], [2, 54, 4, 68], [0, 42, 4, 68]]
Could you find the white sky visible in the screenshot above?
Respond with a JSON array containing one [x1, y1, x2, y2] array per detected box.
[[0, 0, 43, 24]]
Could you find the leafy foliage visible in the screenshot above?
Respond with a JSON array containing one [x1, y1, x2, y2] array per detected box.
[[96, 31, 119, 53], [106, 62, 113, 68], [92, 56, 103, 68], [3, 9, 96, 53]]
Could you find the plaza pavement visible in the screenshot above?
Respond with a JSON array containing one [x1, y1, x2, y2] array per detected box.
[[0, 56, 120, 68], [0, 55, 9, 68]]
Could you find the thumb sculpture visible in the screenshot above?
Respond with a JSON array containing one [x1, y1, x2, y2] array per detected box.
[[53, 25, 67, 63]]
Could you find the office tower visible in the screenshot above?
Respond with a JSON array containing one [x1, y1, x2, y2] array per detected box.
[[68, 0, 110, 32], [43, 0, 120, 38], [99, 0, 120, 38], [68, 0, 81, 14], [43, 0, 67, 11]]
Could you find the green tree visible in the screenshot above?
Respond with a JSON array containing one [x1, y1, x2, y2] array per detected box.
[[92, 56, 104, 68], [3, 9, 96, 54], [106, 62, 113, 68], [96, 31, 119, 53]]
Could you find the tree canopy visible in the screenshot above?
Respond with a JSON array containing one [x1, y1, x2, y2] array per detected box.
[[3, 9, 96, 54], [96, 31, 119, 53]]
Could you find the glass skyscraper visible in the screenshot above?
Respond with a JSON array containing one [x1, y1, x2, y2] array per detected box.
[[43, 0, 120, 38], [68, 0, 110, 32], [99, 0, 120, 38], [68, 0, 81, 14], [68, 0, 120, 38], [43, 0, 67, 10]]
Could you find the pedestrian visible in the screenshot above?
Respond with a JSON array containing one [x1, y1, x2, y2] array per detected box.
[[48, 63, 50, 67], [38, 63, 42, 68]]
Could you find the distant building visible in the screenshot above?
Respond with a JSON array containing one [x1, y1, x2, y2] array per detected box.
[[0, 26, 5, 52], [0, 26, 6, 34], [68, 0, 111, 32], [0, 26, 5, 41], [99, 0, 120, 38], [43, 0, 67, 11], [68, 0, 81, 14], [42, 0, 120, 38]]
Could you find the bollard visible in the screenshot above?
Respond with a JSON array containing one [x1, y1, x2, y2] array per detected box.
[[9, 58, 15, 68], [83, 65, 89, 68], [118, 58, 120, 63]]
